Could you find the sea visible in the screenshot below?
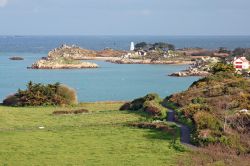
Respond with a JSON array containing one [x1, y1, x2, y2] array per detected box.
[[1, 36, 250, 102]]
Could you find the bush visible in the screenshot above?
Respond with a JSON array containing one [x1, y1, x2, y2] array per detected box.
[[119, 102, 131, 111], [3, 81, 78, 106], [193, 112, 221, 131], [56, 85, 78, 105], [120, 93, 161, 111], [120, 93, 167, 119], [180, 104, 211, 119], [212, 63, 235, 74], [3, 95, 19, 106], [143, 100, 167, 119], [192, 97, 205, 104]]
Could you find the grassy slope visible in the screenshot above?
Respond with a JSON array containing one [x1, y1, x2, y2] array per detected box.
[[0, 102, 185, 166]]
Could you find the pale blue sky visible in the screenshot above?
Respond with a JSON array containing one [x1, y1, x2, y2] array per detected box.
[[0, 0, 250, 35]]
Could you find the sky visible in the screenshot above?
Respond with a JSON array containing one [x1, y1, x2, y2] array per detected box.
[[0, 0, 250, 35]]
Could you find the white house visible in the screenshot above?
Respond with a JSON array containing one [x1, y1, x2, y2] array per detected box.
[[232, 57, 249, 70]]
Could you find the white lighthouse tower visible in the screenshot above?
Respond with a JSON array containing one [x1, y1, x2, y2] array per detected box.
[[130, 42, 135, 51]]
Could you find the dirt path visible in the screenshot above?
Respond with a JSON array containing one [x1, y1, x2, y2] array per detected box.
[[167, 110, 175, 122], [180, 125, 191, 144], [167, 109, 191, 144]]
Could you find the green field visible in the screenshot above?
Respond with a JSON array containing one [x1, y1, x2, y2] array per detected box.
[[0, 102, 186, 166]]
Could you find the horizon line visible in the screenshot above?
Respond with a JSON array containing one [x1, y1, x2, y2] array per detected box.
[[1, 34, 250, 37]]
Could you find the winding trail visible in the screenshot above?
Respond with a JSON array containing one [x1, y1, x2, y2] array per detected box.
[[167, 109, 191, 144]]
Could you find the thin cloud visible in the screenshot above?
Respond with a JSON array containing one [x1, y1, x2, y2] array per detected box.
[[0, 0, 8, 7]]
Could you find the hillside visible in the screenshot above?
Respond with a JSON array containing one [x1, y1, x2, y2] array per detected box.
[[167, 72, 250, 153]]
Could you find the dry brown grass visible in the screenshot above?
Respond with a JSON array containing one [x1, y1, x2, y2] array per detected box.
[[179, 144, 250, 166], [52, 109, 89, 115]]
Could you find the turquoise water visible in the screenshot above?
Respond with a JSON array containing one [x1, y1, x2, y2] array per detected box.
[[2, 35, 250, 102], [0, 52, 198, 102]]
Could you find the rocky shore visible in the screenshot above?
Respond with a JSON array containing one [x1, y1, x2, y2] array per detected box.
[[169, 57, 220, 77], [107, 58, 193, 65], [169, 69, 210, 77], [29, 44, 127, 69], [30, 58, 98, 69]]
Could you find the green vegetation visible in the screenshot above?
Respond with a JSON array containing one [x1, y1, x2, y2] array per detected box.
[[54, 57, 82, 64], [0, 102, 185, 166], [120, 93, 168, 119], [3, 82, 77, 106], [212, 63, 235, 74], [231, 48, 250, 60], [167, 72, 250, 153], [135, 42, 175, 51]]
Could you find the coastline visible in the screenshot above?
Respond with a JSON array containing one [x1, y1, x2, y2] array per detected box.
[[106, 58, 194, 65]]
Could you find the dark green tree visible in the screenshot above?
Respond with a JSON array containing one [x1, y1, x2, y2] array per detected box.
[[212, 63, 235, 74]]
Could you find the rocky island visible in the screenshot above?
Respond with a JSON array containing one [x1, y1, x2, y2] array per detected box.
[[9, 56, 24, 60], [30, 44, 99, 69], [106, 42, 204, 65], [30, 57, 98, 69], [29, 44, 127, 69]]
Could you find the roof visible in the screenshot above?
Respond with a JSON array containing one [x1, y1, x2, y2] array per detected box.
[[234, 57, 249, 63]]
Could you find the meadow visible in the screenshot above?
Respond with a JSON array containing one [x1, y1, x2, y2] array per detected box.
[[0, 102, 186, 166]]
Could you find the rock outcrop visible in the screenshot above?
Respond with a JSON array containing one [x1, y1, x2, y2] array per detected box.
[[47, 45, 125, 60], [47, 44, 97, 60], [169, 69, 210, 77], [9, 56, 24, 60], [30, 57, 98, 69], [169, 57, 221, 77], [29, 45, 101, 69], [107, 58, 193, 65]]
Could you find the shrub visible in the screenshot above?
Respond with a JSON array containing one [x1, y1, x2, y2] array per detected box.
[[162, 97, 179, 110], [227, 113, 250, 134], [130, 98, 145, 110], [212, 63, 235, 74], [119, 102, 131, 111], [192, 97, 205, 104], [180, 104, 211, 119], [56, 85, 78, 105], [143, 100, 167, 119], [143, 93, 162, 103], [120, 93, 162, 111], [120, 93, 167, 119], [3, 81, 78, 106], [3, 95, 19, 106], [193, 112, 221, 131]]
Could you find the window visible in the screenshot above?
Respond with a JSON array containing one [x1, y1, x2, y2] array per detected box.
[[236, 65, 242, 68]]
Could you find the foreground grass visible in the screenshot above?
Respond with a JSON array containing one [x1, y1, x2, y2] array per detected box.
[[0, 102, 185, 166]]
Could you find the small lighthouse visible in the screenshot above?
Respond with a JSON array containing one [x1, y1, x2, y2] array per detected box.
[[130, 42, 135, 51]]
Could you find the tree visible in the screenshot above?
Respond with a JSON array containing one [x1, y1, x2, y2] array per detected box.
[[212, 63, 235, 74], [153, 42, 175, 51], [135, 42, 147, 49], [232, 48, 246, 56], [218, 47, 231, 54]]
